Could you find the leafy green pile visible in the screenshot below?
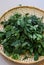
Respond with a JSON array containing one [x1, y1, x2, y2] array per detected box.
[[0, 13, 44, 61]]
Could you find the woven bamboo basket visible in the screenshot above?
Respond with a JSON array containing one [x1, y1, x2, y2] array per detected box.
[[0, 6, 44, 65]]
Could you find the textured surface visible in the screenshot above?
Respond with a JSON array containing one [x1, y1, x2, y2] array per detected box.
[[0, 0, 44, 65], [0, 6, 44, 65]]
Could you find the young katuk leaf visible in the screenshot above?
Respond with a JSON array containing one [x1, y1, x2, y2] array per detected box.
[[16, 15, 25, 27], [41, 42, 44, 48], [5, 25, 12, 31], [17, 20, 20, 25], [34, 52, 39, 61], [1, 39, 7, 45], [38, 45, 42, 54], [28, 34, 32, 39], [32, 34, 36, 40], [30, 48, 33, 54], [11, 40, 21, 48], [6, 31, 12, 38], [20, 19, 25, 28], [22, 42, 28, 47], [36, 34, 42, 40], [12, 54, 20, 60]]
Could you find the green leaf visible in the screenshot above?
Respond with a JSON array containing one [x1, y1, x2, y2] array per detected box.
[[6, 31, 12, 38], [20, 20, 25, 27], [33, 34, 36, 40], [41, 51, 44, 56], [36, 34, 42, 40], [41, 42, 44, 48], [34, 25, 38, 28], [28, 34, 32, 39], [5, 25, 12, 31], [0, 32, 5, 38], [17, 20, 20, 25], [22, 42, 28, 47], [30, 48, 33, 53], [1, 39, 7, 44], [12, 54, 20, 60], [11, 40, 21, 48], [38, 45, 42, 53], [4, 51, 11, 56], [34, 53, 39, 61]]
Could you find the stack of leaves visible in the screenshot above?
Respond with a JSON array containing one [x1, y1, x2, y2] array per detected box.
[[0, 13, 44, 61]]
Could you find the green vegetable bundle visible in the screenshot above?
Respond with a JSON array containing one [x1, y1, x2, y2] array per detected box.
[[0, 13, 44, 60]]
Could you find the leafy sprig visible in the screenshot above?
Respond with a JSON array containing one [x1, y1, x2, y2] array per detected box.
[[0, 13, 44, 61]]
